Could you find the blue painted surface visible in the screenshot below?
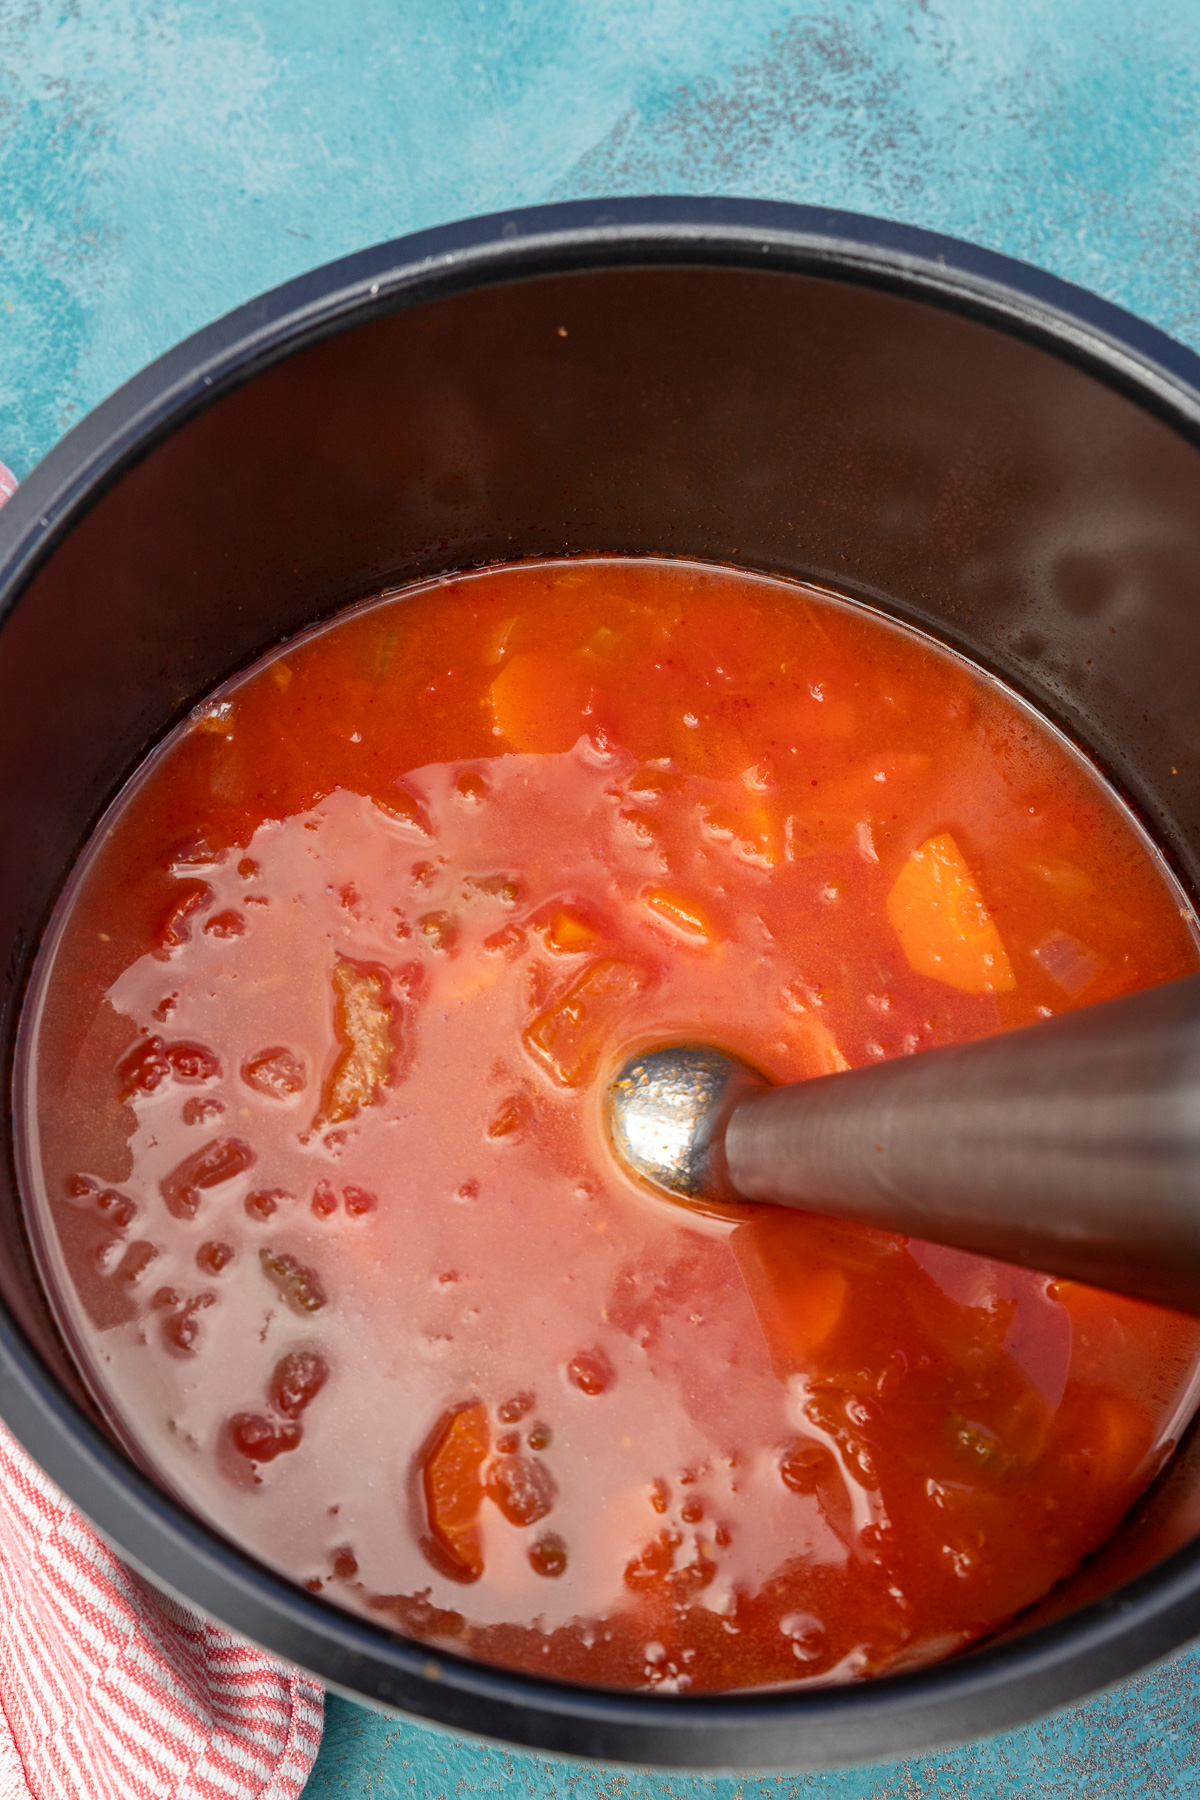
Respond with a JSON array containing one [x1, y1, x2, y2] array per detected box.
[[308, 1644, 1200, 1796], [4, 0, 1200, 1792], [4, 0, 1200, 480]]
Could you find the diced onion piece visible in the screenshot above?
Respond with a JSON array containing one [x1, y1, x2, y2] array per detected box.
[[782, 1011, 850, 1076], [1032, 929, 1100, 996], [886, 833, 1014, 995]]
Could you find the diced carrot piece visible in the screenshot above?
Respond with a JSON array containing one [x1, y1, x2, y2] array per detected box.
[[641, 888, 712, 944], [700, 799, 781, 868], [524, 958, 647, 1086], [487, 651, 592, 752], [423, 1400, 490, 1581], [731, 1217, 848, 1375], [998, 1386, 1055, 1469], [542, 907, 599, 953], [886, 833, 1014, 995]]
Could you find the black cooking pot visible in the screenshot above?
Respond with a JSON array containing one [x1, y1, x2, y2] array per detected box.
[[3, 197, 1200, 1771]]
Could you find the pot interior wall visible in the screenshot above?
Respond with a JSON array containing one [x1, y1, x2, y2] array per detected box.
[[4, 261, 1200, 1640]]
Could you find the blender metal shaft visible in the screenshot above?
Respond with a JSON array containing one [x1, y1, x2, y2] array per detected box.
[[609, 974, 1200, 1315]]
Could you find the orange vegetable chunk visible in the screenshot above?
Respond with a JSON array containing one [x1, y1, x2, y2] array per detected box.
[[641, 888, 712, 944], [488, 651, 592, 752], [524, 958, 647, 1086], [887, 832, 1015, 994], [423, 1401, 490, 1582], [542, 907, 599, 953], [732, 1216, 849, 1376], [702, 806, 780, 868]]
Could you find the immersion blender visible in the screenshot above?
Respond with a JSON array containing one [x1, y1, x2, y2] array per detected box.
[[605, 972, 1200, 1315]]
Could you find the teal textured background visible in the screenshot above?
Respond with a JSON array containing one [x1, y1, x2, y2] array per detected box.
[[308, 1644, 1200, 1796], [4, 0, 1200, 1792], [5, 0, 1200, 480]]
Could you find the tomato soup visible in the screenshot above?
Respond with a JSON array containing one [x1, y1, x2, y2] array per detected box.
[[17, 557, 1200, 1693]]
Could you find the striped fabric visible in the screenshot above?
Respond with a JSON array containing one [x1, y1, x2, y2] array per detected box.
[[0, 463, 324, 1797], [0, 1422, 323, 1800]]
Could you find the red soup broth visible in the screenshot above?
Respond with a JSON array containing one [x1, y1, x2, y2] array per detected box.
[[17, 557, 1200, 1692]]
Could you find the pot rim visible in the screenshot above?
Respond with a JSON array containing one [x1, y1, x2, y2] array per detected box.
[[3, 195, 1200, 1769]]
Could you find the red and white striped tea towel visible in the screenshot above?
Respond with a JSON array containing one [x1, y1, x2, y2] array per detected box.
[[0, 461, 324, 1798], [0, 1421, 323, 1800]]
